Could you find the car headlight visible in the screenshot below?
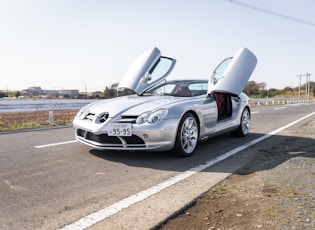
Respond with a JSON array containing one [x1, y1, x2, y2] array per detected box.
[[148, 109, 168, 124], [136, 109, 168, 125], [136, 112, 150, 124]]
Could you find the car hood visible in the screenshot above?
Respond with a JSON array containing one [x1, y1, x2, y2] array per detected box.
[[87, 95, 180, 117]]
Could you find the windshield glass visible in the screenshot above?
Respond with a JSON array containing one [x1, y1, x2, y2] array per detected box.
[[147, 57, 174, 84], [211, 57, 232, 85], [144, 81, 208, 97], [145, 83, 177, 96]]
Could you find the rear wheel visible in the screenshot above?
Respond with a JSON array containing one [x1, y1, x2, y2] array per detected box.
[[174, 113, 198, 157], [231, 107, 250, 137]]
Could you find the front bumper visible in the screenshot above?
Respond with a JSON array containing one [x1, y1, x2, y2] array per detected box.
[[74, 118, 178, 151]]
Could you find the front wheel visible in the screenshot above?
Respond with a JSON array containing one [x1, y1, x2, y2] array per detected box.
[[231, 107, 250, 137], [173, 113, 199, 157]]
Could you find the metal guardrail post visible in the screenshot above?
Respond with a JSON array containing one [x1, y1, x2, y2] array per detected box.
[[49, 111, 54, 125], [249, 97, 312, 107]]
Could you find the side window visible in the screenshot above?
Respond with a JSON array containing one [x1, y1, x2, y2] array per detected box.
[[211, 57, 232, 85], [151, 83, 176, 95], [188, 82, 208, 96], [147, 57, 174, 84]]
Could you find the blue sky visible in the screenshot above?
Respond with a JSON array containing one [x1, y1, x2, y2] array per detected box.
[[0, 0, 314, 92]]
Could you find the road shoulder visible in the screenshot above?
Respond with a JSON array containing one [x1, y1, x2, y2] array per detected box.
[[159, 119, 315, 229]]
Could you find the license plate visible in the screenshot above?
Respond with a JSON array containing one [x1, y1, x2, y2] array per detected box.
[[108, 123, 132, 136]]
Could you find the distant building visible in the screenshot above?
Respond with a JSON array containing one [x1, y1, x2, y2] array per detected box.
[[21, 87, 59, 98], [21, 86, 43, 97], [93, 91, 103, 98], [42, 90, 59, 98], [20, 86, 103, 99], [58, 90, 80, 98]]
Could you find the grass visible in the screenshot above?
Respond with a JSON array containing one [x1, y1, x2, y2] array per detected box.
[[0, 122, 43, 131], [0, 110, 78, 131], [264, 210, 277, 218], [208, 185, 229, 199]]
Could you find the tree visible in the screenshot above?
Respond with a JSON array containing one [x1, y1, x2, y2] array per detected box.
[[0, 92, 6, 98], [104, 86, 114, 99], [15, 91, 21, 98], [267, 88, 279, 97], [243, 81, 261, 95]]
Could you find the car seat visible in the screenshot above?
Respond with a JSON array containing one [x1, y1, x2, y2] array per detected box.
[[174, 86, 191, 97]]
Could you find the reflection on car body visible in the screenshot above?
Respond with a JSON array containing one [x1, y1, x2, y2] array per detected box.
[[73, 47, 257, 157]]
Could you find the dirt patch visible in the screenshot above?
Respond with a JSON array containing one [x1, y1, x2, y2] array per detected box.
[[0, 110, 78, 131], [158, 121, 315, 229]]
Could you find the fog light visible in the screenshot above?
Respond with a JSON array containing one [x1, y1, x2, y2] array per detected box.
[[143, 134, 149, 139]]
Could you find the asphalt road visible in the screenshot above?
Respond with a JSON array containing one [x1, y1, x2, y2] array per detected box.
[[1, 103, 314, 230]]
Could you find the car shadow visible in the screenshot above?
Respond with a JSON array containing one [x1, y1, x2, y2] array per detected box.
[[232, 134, 315, 175], [89, 131, 315, 175]]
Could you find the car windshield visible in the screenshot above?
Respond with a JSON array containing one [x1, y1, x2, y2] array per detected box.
[[143, 81, 208, 97]]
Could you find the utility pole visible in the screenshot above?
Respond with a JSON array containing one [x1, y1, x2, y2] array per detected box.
[[306, 72, 311, 99], [305, 73, 308, 99], [298, 73, 311, 99], [296, 74, 302, 98]]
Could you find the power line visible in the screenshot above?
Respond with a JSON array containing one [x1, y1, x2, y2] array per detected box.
[[226, 0, 315, 27]]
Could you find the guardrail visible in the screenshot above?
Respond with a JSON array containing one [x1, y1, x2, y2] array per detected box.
[[0, 98, 311, 113], [249, 98, 310, 106], [0, 99, 95, 113]]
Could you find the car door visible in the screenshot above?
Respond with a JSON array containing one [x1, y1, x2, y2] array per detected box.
[[118, 47, 176, 95], [207, 47, 257, 96]]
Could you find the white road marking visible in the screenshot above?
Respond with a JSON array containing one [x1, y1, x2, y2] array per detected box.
[[274, 106, 287, 110], [59, 111, 315, 230], [34, 140, 77, 148], [293, 103, 306, 107], [251, 111, 259, 114]]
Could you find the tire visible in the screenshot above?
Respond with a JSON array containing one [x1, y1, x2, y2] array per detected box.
[[174, 113, 199, 157], [231, 107, 250, 137]]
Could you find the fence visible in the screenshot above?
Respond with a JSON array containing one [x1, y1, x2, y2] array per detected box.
[[249, 98, 310, 107], [0, 99, 94, 113]]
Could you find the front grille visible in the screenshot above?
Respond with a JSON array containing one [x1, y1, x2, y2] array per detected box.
[[85, 132, 121, 144], [76, 129, 145, 145], [77, 128, 86, 137], [123, 135, 145, 144], [79, 112, 109, 123], [114, 116, 138, 123]]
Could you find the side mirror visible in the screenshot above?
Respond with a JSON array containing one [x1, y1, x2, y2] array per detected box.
[[210, 70, 217, 84], [142, 72, 152, 84]]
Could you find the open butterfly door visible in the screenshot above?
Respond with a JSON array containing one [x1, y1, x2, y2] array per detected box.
[[208, 47, 257, 96]]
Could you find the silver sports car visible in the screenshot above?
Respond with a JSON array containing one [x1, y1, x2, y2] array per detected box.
[[73, 47, 257, 156]]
